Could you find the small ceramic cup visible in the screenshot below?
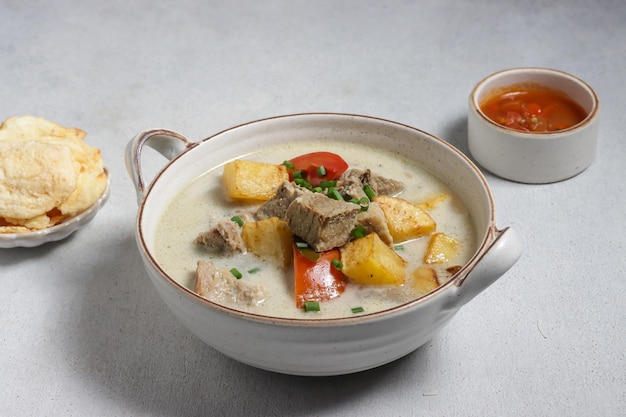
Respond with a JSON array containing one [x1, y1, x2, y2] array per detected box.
[[468, 67, 600, 184]]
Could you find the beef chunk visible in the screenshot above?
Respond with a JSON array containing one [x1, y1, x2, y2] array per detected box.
[[355, 202, 393, 245], [195, 260, 267, 306], [335, 175, 368, 201], [285, 192, 360, 252], [256, 181, 309, 220], [339, 168, 405, 196], [195, 219, 246, 255]]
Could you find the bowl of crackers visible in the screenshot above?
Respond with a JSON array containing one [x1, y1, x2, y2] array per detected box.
[[0, 116, 109, 248]]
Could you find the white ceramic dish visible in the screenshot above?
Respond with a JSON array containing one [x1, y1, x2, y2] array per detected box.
[[126, 113, 522, 376], [468, 67, 600, 184], [0, 169, 111, 249]]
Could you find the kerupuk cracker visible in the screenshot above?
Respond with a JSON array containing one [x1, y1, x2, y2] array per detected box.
[[0, 116, 106, 233]]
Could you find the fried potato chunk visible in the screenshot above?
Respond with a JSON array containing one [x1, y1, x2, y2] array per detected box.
[[340, 232, 407, 286], [0, 115, 107, 233], [424, 232, 460, 264], [412, 266, 440, 294], [417, 193, 450, 212], [222, 159, 289, 202], [375, 195, 436, 243], [242, 217, 293, 269]]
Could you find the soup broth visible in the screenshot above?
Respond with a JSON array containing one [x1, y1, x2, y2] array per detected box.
[[154, 141, 477, 319]]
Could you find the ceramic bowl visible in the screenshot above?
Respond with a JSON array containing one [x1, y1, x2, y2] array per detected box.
[[468, 67, 600, 183], [125, 113, 522, 376], [0, 169, 111, 249]]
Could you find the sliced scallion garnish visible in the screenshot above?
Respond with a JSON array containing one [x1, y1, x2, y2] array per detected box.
[[283, 160, 295, 170], [327, 187, 344, 201], [316, 165, 327, 177], [294, 178, 311, 188], [303, 301, 320, 312], [351, 306, 365, 314], [358, 197, 369, 212], [295, 241, 309, 249], [363, 184, 376, 200], [230, 215, 244, 227], [351, 225, 367, 239], [230, 268, 243, 279], [319, 180, 336, 189], [292, 170, 305, 179], [331, 259, 343, 270], [247, 267, 261, 274]]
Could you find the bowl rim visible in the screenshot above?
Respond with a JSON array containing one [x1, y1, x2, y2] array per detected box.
[[137, 112, 498, 326], [469, 66, 600, 137]]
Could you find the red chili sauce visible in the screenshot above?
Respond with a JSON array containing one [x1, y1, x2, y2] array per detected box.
[[480, 84, 588, 133]]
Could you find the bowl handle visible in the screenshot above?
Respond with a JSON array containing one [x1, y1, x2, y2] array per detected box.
[[125, 129, 195, 204], [449, 226, 522, 308]]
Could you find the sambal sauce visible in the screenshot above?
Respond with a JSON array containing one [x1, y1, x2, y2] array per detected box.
[[480, 84, 588, 133]]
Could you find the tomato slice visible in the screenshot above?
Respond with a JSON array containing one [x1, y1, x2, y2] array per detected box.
[[288, 152, 349, 187], [293, 245, 346, 308]]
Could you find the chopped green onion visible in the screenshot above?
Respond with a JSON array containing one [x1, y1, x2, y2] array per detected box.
[[283, 160, 295, 170], [304, 301, 320, 312], [358, 197, 369, 212], [351, 306, 365, 314], [349, 197, 369, 211], [292, 169, 305, 179], [363, 184, 376, 200], [316, 165, 327, 177], [295, 241, 309, 249], [247, 267, 261, 274], [312, 186, 323, 193], [394, 245, 405, 251], [327, 187, 344, 201], [319, 180, 336, 189], [230, 215, 244, 227], [294, 178, 311, 188], [229, 268, 243, 279], [351, 225, 367, 239], [331, 259, 343, 270]]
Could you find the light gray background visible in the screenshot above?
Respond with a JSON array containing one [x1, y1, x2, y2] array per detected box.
[[1, 1, 624, 416]]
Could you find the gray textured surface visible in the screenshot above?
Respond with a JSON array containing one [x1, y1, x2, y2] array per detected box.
[[1, 1, 625, 416]]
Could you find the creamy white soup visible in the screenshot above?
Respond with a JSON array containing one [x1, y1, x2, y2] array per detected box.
[[154, 141, 477, 319]]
